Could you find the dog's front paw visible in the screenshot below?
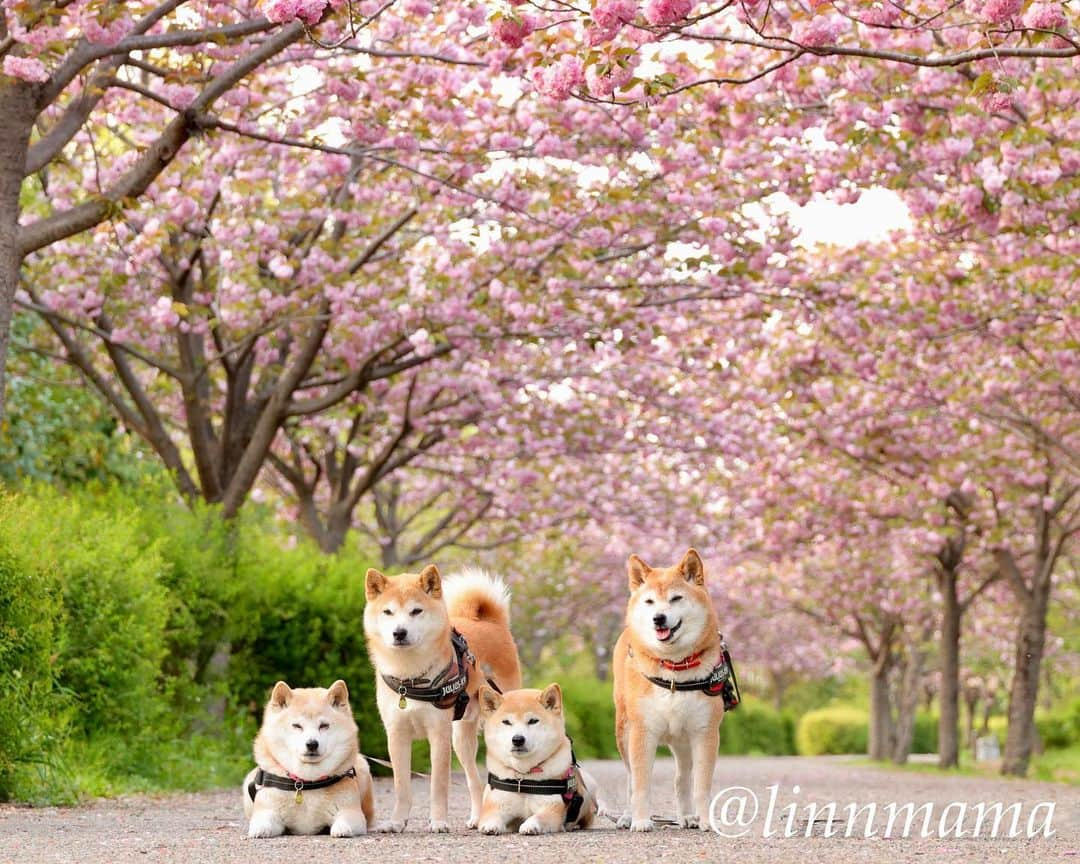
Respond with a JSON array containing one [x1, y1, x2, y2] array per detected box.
[[374, 819, 407, 833], [429, 820, 450, 834], [615, 813, 632, 829], [330, 816, 367, 837], [676, 815, 700, 829], [478, 820, 506, 835], [519, 815, 555, 835], [630, 818, 655, 832], [247, 813, 284, 839]]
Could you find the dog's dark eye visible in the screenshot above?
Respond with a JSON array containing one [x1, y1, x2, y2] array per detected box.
[[644, 598, 655, 605], [382, 608, 394, 616], [291, 723, 302, 730], [670, 595, 683, 603], [527, 718, 539, 725], [319, 722, 329, 731], [409, 608, 422, 616], [502, 719, 512, 726]]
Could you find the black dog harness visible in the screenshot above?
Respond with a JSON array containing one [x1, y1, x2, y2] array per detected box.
[[636, 638, 742, 711], [487, 747, 587, 825], [381, 629, 476, 720], [246, 766, 357, 804]]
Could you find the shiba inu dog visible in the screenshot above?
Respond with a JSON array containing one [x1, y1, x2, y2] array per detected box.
[[364, 564, 522, 832], [242, 680, 375, 838], [613, 548, 730, 832], [476, 683, 598, 835]]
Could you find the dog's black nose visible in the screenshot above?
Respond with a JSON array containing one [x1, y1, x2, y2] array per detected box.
[[305, 738, 319, 753], [511, 734, 526, 747], [653, 613, 668, 627], [393, 628, 408, 643]]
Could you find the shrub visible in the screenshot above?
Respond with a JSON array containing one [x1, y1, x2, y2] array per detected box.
[[719, 698, 796, 755], [224, 539, 381, 758], [0, 484, 383, 802], [912, 712, 939, 754], [559, 676, 617, 759], [0, 502, 67, 800], [796, 706, 869, 755], [1037, 701, 1080, 750]]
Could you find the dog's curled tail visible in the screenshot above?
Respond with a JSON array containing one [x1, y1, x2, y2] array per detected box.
[[442, 567, 511, 628]]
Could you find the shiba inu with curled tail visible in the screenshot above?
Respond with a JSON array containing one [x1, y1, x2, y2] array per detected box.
[[364, 565, 522, 832], [243, 680, 375, 838], [613, 548, 731, 832], [476, 683, 599, 835]]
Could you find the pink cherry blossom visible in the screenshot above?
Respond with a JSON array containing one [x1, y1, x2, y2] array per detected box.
[[3, 55, 49, 83]]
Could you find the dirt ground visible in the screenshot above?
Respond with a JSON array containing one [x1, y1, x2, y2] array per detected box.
[[2, 755, 1077, 864]]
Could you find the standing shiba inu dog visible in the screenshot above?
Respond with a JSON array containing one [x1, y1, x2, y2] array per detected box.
[[613, 548, 729, 832], [242, 680, 375, 838], [364, 564, 522, 832], [476, 683, 598, 835]]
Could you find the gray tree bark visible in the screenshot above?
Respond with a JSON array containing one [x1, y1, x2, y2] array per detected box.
[[0, 80, 36, 421]]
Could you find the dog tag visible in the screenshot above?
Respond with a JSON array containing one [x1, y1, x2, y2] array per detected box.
[[398, 687, 408, 709], [295, 789, 303, 805]]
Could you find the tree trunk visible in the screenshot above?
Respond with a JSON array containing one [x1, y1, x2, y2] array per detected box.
[[938, 564, 962, 768], [0, 81, 35, 422], [964, 691, 978, 756], [892, 633, 928, 764], [1002, 590, 1049, 776], [869, 658, 896, 760]]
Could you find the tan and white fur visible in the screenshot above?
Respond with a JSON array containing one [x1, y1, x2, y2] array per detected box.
[[364, 564, 522, 832], [477, 684, 599, 835], [242, 680, 375, 838], [613, 548, 725, 832]]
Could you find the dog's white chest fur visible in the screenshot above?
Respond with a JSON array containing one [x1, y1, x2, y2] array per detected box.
[[640, 687, 717, 743]]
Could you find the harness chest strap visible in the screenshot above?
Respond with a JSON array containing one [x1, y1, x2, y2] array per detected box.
[[486, 762, 587, 825], [631, 636, 742, 708], [381, 628, 476, 720], [247, 766, 357, 804]]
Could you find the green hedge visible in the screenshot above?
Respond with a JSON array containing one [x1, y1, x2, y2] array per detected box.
[[1037, 701, 1080, 749], [0, 484, 381, 803], [796, 706, 869, 755]]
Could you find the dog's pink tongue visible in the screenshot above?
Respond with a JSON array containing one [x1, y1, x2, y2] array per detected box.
[[656, 627, 671, 640]]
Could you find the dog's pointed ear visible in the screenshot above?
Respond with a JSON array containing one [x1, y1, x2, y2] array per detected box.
[[418, 564, 442, 598], [478, 685, 503, 716], [627, 554, 651, 591], [365, 568, 388, 600], [327, 679, 349, 709], [539, 683, 563, 714], [270, 681, 292, 709], [678, 548, 705, 586]]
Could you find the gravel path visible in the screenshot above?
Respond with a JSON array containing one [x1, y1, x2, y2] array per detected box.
[[2, 756, 1077, 864]]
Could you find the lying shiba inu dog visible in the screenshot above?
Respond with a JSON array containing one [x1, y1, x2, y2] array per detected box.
[[364, 565, 522, 832], [243, 680, 375, 838], [613, 549, 731, 832], [476, 683, 598, 835]]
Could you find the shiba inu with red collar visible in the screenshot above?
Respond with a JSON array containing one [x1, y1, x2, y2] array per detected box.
[[613, 549, 732, 832]]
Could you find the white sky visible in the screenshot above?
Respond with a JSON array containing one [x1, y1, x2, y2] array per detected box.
[[779, 187, 912, 248]]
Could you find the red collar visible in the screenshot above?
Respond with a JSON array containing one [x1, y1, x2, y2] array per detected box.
[[658, 649, 706, 671]]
